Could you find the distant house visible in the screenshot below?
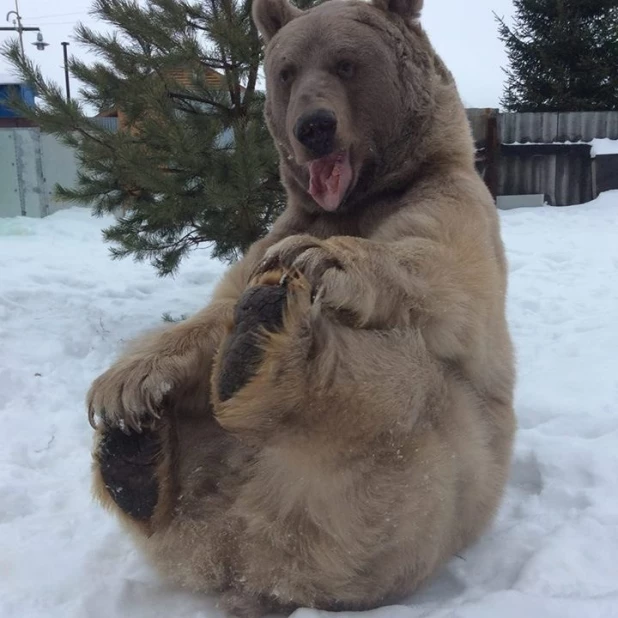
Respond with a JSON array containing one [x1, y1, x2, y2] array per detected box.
[[93, 65, 238, 214], [0, 75, 36, 128], [94, 65, 237, 134]]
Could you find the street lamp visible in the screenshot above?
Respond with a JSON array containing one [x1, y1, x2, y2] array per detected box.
[[1, 0, 45, 57], [32, 31, 49, 51]]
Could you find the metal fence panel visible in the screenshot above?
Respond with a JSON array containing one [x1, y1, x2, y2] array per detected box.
[[499, 111, 618, 144], [557, 112, 618, 142], [596, 155, 618, 193], [1, 128, 46, 217], [498, 144, 594, 206], [0, 130, 22, 217], [499, 112, 560, 144], [1, 128, 85, 218], [40, 133, 82, 215], [14, 128, 46, 217]]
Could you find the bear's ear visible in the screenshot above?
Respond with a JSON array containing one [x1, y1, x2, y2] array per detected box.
[[252, 0, 303, 42], [371, 0, 423, 20]]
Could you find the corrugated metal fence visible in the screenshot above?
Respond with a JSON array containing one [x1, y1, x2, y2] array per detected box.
[[499, 143, 594, 206], [469, 110, 618, 206], [499, 111, 618, 144]]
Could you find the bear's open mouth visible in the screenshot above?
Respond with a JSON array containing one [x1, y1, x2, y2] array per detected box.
[[308, 150, 353, 212]]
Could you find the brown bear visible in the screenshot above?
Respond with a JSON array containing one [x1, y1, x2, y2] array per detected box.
[[86, 0, 517, 615]]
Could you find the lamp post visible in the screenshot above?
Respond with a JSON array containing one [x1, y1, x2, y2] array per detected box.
[[1, 2, 69, 102], [0, 0, 43, 57], [1, 0, 47, 57]]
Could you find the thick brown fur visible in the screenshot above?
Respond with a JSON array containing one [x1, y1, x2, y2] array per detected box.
[[87, 0, 516, 615]]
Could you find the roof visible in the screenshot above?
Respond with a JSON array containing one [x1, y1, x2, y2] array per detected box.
[[165, 66, 227, 89], [95, 65, 238, 118], [0, 73, 24, 85]]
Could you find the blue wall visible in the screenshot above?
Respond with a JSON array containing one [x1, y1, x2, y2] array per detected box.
[[0, 82, 35, 118]]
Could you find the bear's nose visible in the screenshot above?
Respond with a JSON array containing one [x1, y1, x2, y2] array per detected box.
[[294, 109, 337, 157]]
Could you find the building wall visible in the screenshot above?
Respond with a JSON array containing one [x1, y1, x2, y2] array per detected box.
[[0, 82, 36, 118]]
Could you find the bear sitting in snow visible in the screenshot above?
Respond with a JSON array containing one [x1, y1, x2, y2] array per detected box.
[[87, 0, 516, 615]]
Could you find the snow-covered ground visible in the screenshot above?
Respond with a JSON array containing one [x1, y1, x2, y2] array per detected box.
[[1, 193, 617, 618]]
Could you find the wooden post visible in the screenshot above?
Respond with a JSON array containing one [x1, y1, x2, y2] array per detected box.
[[484, 109, 500, 200]]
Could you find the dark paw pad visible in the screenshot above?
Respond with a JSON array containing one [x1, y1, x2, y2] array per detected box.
[[217, 283, 288, 402], [96, 428, 161, 520]]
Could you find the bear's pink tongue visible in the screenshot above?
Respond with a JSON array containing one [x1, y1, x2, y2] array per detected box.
[[308, 151, 352, 212]]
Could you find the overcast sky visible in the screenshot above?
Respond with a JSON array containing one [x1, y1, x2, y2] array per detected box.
[[1, 0, 515, 110]]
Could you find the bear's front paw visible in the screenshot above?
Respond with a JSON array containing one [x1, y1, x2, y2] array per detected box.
[[87, 355, 180, 432], [217, 270, 292, 402], [251, 235, 344, 298], [252, 235, 374, 326]]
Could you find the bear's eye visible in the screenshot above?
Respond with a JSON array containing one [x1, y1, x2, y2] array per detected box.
[[336, 60, 355, 79]]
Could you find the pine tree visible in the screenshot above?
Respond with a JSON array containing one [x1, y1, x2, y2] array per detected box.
[[496, 0, 618, 112], [1, 0, 312, 275]]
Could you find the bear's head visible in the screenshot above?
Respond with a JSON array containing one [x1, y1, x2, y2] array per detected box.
[[253, 0, 472, 215]]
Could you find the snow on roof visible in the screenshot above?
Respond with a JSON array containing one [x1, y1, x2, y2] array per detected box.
[[0, 73, 23, 85]]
